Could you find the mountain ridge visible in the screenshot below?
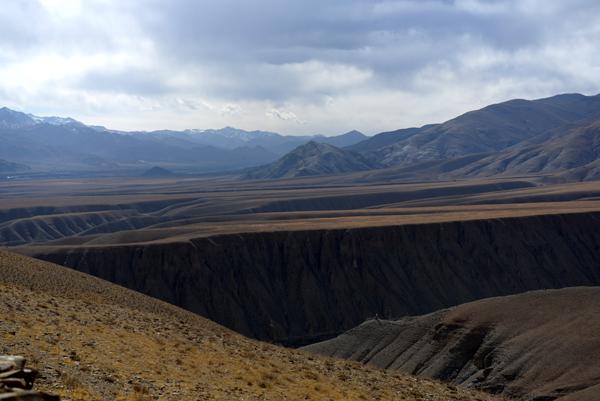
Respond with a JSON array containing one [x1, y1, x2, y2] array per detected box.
[[5, 92, 600, 181], [0, 107, 367, 174], [351, 93, 600, 169], [244, 141, 380, 179], [447, 117, 600, 180]]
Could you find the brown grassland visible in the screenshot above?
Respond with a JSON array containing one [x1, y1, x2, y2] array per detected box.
[[5, 175, 600, 250]]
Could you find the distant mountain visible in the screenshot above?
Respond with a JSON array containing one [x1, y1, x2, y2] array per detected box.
[[0, 107, 37, 129], [6, 93, 600, 181], [0, 109, 287, 172], [0, 159, 29, 173], [142, 127, 368, 156], [244, 141, 380, 179], [450, 117, 600, 181], [0, 107, 83, 129], [346, 127, 422, 152], [141, 166, 176, 177], [315, 130, 367, 148], [0, 123, 280, 172], [352, 94, 600, 167], [183, 127, 282, 149], [0, 106, 371, 174]]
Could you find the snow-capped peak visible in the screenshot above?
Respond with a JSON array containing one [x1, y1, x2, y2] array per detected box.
[[28, 114, 83, 126], [0, 107, 84, 129]]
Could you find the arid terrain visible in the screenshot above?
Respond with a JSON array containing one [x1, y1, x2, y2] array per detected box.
[[4, 175, 600, 346], [3, 2, 600, 400], [4, 96, 600, 399], [305, 287, 600, 401], [5, 174, 600, 247], [0, 249, 500, 401]]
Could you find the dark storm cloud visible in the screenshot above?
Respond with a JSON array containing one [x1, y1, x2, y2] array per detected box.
[[137, 0, 541, 66], [78, 69, 172, 96], [1, 0, 599, 133], [119, 0, 600, 100], [0, 1, 45, 49]]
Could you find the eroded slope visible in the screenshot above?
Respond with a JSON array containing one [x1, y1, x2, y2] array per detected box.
[[26, 211, 600, 346], [304, 287, 600, 401]]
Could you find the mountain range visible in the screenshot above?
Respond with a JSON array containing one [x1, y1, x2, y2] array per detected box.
[[247, 93, 600, 181], [0, 107, 367, 174], [4, 93, 600, 181]]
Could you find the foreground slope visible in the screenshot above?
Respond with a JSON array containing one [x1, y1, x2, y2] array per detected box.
[[0, 250, 497, 401], [305, 287, 600, 401]]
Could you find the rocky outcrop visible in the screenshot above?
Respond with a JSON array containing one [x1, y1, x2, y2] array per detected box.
[[30, 212, 600, 346], [0, 355, 59, 400], [303, 287, 600, 401]]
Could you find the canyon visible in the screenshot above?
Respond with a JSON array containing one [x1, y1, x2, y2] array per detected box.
[[21, 210, 600, 346]]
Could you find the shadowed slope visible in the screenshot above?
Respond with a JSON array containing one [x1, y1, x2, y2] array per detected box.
[[352, 93, 600, 168], [452, 118, 600, 181], [25, 211, 600, 346], [305, 287, 600, 401]]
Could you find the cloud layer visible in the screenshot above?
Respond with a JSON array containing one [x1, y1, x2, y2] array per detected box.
[[1, 0, 599, 134]]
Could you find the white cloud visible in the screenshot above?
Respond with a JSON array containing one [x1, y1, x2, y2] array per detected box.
[[38, 0, 83, 18], [220, 104, 243, 116], [0, 0, 598, 134], [266, 108, 305, 124], [279, 61, 372, 92]]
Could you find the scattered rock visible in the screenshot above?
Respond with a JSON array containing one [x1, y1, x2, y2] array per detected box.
[[0, 355, 60, 400]]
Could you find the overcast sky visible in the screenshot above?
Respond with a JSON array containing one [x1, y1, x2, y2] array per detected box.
[[1, 0, 599, 135]]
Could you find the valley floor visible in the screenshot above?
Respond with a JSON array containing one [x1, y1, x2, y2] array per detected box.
[[4, 175, 600, 248]]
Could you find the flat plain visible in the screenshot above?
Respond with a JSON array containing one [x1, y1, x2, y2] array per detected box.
[[5, 174, 600, 249]]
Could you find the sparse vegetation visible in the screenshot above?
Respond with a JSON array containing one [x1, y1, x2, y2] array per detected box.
[[0, 250, 500, 401]]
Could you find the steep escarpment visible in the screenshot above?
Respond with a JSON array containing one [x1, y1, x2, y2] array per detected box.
[[304, 287, 600, 401], [1, 252, 500, 401], [29, 212, 600, 346]]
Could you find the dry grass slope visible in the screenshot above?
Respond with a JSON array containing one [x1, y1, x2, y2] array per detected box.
[[0, 250, 500, 401]]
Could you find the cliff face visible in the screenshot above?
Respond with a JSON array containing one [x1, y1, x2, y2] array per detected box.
[[31, 212, 600, 345]]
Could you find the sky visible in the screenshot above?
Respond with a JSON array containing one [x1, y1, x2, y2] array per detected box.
[[1, 0, 599, 135]]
